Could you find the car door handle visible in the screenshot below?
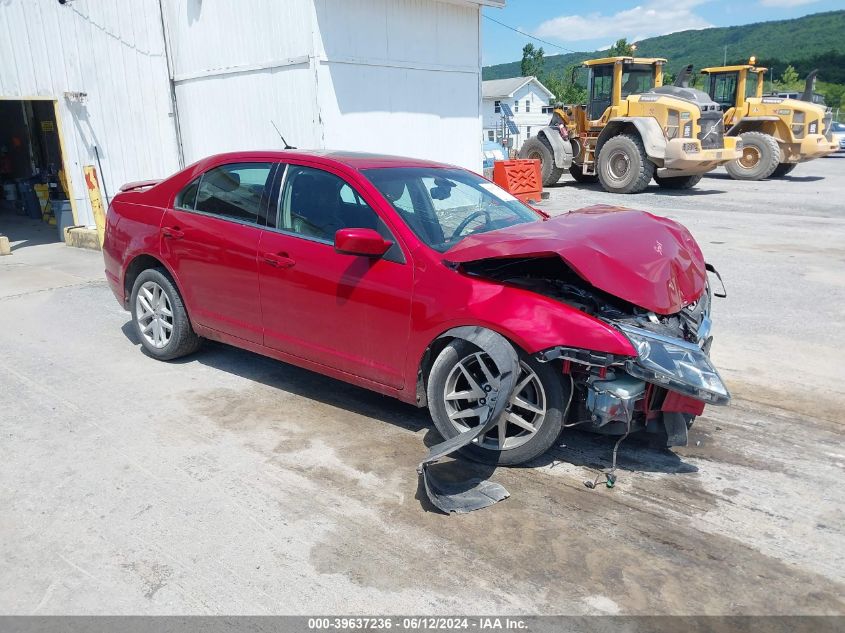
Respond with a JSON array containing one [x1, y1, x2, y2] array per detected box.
[[161, 226, 184, 239], [261, 252, 296, 268]]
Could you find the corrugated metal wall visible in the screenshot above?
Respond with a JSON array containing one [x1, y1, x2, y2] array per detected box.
[[0, 0, 487, 229], [314, 0, 484, 171], [162, 0, 321, 159], [163, 0, 484, 171], [0, 0, 181, 226]]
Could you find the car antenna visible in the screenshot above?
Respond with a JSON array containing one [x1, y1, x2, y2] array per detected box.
[[271, 120, 296, 149]]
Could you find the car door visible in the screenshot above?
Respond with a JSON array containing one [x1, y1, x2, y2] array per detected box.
[[258, 163, 413, 388], [160, 162, 275, 343]]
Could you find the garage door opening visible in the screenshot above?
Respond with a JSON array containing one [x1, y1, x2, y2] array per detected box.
[[0, 98, 75, 249]]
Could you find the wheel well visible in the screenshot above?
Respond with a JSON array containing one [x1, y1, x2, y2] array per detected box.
[[124, 254, 168, 305], [596, 122, 638, 156], [414, 329, 541, 408], [416, 336, 454, 407]]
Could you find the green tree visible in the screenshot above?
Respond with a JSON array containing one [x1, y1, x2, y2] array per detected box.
[[822, 83, 845, 109], [521, 43, 545, 77], [776, 64, 802, 90], [542, 65, 587, 105], [607, 38, 635, 56]]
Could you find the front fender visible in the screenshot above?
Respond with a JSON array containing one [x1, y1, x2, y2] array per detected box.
[[410, 281, 636, 381], [598, 118, 667, 160]]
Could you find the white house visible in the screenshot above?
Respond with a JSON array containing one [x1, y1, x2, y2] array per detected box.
[[0, 0, 504, 230], [482, 76, 555, 153]]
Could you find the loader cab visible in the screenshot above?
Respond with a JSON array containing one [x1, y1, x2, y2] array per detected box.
[[702, 64, 766, 112], [584, 57, 665, 121]]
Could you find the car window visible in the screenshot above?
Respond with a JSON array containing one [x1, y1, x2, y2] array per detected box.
[[365, 167, 539, 252], [176, 177, 200, 210], [277, 165, 381, 242], [193, 162, 273, 224]]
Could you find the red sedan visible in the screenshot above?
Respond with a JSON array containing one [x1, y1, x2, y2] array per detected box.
[[104, 150, 729, 467]]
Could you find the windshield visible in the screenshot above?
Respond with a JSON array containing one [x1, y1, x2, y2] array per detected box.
[[621, 64, 655, 97], [364, 167, 540, 252]]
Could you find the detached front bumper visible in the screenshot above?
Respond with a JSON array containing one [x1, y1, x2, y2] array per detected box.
[[662, 136, 740, 173]]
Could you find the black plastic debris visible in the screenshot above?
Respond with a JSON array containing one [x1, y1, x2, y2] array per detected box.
[[417, 327, 519, 514]]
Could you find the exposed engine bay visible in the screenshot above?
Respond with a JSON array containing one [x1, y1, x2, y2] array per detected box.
[[461, 255, 723, 446]]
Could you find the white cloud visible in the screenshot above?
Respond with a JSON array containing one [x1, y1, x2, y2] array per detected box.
[[535, 1, 713, 44], [759, 0, 818, 6]]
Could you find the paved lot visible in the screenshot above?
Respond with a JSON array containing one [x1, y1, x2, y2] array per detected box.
[[1, 158, 843, 615]]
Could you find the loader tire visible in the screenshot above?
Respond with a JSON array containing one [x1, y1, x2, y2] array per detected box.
[[725, 132, 781, 180], [771, 162, 797, 178], [569, 163, 598, 183], [520, 136, 564, 186], [596, 133, 655, 194], [654, 173, 703, 190]]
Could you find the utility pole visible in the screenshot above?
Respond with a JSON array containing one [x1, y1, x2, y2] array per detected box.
[[723, 45, 727, 66]]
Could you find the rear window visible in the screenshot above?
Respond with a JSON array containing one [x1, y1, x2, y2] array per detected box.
[[178, 162, 274, 224]]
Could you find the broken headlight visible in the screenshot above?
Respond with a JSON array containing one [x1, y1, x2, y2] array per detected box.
[[617, 325, 730, 405]]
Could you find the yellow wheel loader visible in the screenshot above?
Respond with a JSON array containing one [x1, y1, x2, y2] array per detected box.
[[701, 61, 838, 180], [520, 57, 741, 194]]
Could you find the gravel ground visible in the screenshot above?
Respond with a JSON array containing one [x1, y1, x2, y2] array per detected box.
[[0, 157, 843, 616]]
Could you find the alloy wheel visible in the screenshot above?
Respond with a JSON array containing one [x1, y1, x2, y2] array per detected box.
[[135, 281, 173, 349], [443, 352, 547, 451]]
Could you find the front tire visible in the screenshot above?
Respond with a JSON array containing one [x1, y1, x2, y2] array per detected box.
[[654, 173, 703, 189], [725, 132, 781, 180], [427, 339, 566, 466], [519, 136, 565, 186], [771, 162, 797, 178], [596, 134, 655, 194], [130, 268, 201, 361]]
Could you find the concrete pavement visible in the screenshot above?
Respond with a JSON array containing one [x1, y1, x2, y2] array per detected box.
[[0, 158, 843, 615]]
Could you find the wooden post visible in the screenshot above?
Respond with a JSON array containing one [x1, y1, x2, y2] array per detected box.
[[83, 165, 106, 247]]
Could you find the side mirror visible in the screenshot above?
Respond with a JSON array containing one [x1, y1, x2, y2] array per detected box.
[[334, 228, 392, 257]]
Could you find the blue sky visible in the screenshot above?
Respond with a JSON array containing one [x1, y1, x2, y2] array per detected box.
[[482, 0, 845, 65]]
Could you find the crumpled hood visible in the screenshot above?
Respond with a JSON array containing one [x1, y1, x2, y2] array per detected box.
[[444, 205, 706, 315]]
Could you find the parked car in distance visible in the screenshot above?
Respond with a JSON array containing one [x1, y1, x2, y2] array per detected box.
[[104, 150, 729, 465], [830, 121, 845, 153]]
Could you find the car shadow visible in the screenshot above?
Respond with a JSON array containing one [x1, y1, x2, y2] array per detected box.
[[120, 322, 700, 488], [121, 321, 429, 434]]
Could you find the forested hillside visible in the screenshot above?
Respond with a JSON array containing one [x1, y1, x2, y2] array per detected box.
[[483, 10, 845, 108]]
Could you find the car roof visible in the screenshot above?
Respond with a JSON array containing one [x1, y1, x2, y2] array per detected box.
[[203, 150, 456, 171]]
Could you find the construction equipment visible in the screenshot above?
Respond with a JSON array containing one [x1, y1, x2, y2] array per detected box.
[[520, 57, 740, 194], [701, 59, 838, 180]]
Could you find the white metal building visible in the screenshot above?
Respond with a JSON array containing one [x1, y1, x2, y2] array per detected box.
[[0, 0, 504, 230], [482, 76, 554, 152]]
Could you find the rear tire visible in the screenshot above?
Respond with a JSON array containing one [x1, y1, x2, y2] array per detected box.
[[771, 162, 797, 178], [427, 339, 566, 466], [569, 163, 598, 183], [130, 268, 201, 361], [725, 132, 780, 180], [596, 134, 655, 194], [519, 136, 565, 186], [654, 173, 703, 190]]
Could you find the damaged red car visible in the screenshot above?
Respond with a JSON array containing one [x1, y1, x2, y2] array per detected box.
[[104, 151, 729, 466]]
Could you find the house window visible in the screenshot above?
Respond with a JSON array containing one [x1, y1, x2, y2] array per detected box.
[[525, 100, 530, 113], [487, 130, 495, 141], [514, 101, 519, 113], [527, 127, 532, 138], [494, 100, 501, 113], [542, 106, 554, 114]]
